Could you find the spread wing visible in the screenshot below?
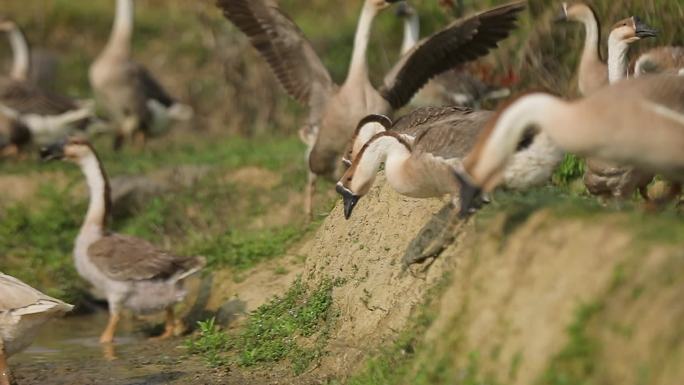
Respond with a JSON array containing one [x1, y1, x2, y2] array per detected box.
[[381, 2, 524, 110], [216, 0, 335, 115], [413, 110, 492, 159], [0, 77, 78, 115], [88, 234, 205, 282]]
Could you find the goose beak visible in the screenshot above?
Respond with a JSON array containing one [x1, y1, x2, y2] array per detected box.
[[40, 140, 66, 161], [634, 17, 658, 39], [395, 2, 413, 17], [336, 183, 360, 220], [553, 3, 568, 22], [453, 170, 482, 218]]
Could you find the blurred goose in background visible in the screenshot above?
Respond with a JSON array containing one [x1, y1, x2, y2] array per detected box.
[[41, 138, 205, 343], [90, 0, 193, 150], [0, 272, 73, 385], [217, 0, 525, 218], [556, 2, 608, 95], [337, 104, 563, 218], [395, 1, 511, 108], [636, 47, 684, 77], [582, 16, 656, 200], [0, 18, 96, 149], [456, 74, 684, 216]]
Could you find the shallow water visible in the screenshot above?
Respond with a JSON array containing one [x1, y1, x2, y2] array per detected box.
[[11, 311, 235, 385]]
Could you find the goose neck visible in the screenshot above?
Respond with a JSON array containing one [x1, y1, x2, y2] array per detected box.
[[104, 0, 134, 57], [400, 14, 420, 56], [7, 26, 29, 81], [471, 94, 565, 188], [580, 11, 602, 64], [345, 3, 378, 84], [607, 35, 630, 83], [77, 153, 111, 235], [352, 135, 410, 191]]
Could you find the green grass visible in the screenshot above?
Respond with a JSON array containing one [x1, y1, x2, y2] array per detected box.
[[185, 278, 338, 374], [184, 317, 231, 367]]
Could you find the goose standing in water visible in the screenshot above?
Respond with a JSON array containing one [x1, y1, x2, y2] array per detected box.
[[0, 18, 95, 150], [217, 0, 525, 218], [0, 273, 73, 385], [455, 74, 684, 216], [90, 0, 193, 150], [41, 138, 205, 343]]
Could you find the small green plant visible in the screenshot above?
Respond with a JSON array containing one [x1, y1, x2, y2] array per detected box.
[[553, 154, 585, 187], [184, 318, 231, 367], [236, 278, 336, 373]]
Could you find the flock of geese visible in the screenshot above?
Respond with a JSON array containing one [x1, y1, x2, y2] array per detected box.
[[1, 0, 683, 383]]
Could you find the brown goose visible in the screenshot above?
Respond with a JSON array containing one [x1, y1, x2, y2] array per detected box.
[[40, 138, 205, 343], [89, 0, 192, 150], [635, 46, 684, 77], [217, 0, 525, 218], [557, 2, 608, 95], [0, 19, 95, 148], [455, 74, 684, 215], [1, 272, 73, 385], [337, 105, 563, 218], [582, 16, 657, 201]]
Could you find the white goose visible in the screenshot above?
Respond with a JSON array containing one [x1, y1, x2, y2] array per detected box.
[[0, 272, 73, 385]]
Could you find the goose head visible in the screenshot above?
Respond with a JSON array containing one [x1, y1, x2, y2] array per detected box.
[[0, 18, 17, 32], [395, 1, 416, 18], [555, 2, 595, 23], [367, 0, 403, 12], [336, 159, 373, 220], [343, 114, 392, 168], [609, 16, 657, 45], [40, 137, 95, 164]]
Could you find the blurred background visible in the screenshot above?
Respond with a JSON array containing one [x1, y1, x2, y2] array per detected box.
[[0, 0, 683, 323]]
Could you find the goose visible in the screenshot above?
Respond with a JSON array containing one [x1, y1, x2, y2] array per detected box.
[[89, 0, 193, 150], [337, 105, 563, 218], [217, 0, 525, 218], [0, 272, 73, 385], [556, 2, 608, 95], [395, 2, 511, 108], [40, 137, 205, 343], [455, 74, 684, 216], [579, 16, 658, 201], [0, 19, 96, 148], [635, 47, 684, 77]]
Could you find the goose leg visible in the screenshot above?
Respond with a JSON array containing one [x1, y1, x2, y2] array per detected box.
[[100, 311, 121, 344], [150, 307, 175, 340], [304, 171, 317, 220], [0, 350, 10, 385]]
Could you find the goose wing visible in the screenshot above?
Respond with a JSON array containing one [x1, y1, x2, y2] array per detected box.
[[392, 106, 474, 136], [0, 78, 78, 115], [216, 0, 335, 113], [380, 2, 524, 110], [88, 234, 206, 282], [413, 110, 492, 159], [0, 273, 73, 314], [133, 64, 176, 107]]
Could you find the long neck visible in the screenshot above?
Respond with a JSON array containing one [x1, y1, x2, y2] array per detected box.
[[400, 14, 420, 56], [579, 11, 602, 65], [472, 94, 565, 187], [353, 122, 387, 159], [103, 0, 134, 57], [7, 27, 29, 80], [78, 153, 111, 234], [352, 135, 410, 191], [607, 34, 630, 83], [345, 3, 378, 84]]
